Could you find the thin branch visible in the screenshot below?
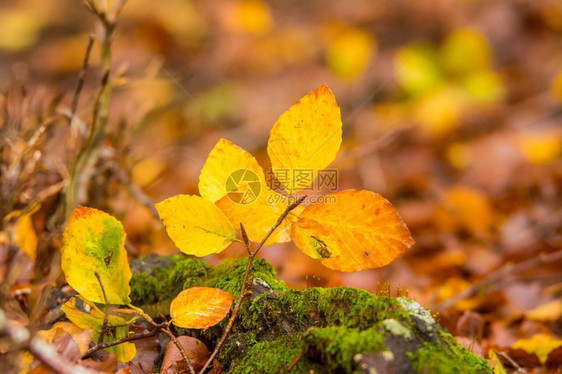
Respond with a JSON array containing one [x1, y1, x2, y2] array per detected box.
[[69, 34, 95, 129], [82, 327, 163, 359], [199, 196, 306, 374], [493, 350, 526, 374], [161, 328, 196, 374], [94, 272, 109, 344], [287, 351, 304, 371], [240, 224, 251, 255]]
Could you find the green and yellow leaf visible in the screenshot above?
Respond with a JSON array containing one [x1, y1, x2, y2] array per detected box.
[[61, 206, 131, 305], [290, 190, 414, 272], [61, 296, 136, 362], [267, 84, 342, 194], [155, 194, 237, 256]]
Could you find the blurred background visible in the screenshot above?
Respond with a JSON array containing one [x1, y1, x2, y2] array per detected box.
[[1, 0, 562, 360]]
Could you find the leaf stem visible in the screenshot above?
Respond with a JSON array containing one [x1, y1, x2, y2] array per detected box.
[[198, 196, 306, 374]]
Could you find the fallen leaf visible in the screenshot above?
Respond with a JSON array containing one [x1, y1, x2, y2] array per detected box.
[[61, 296, 136, 363], [267, 84, 342, 194], [327, 27, 375, 79], [170, 287, 234, 329], [526, 299, 562, 322], [511, 334, 562, 365], [161, 336, 210, 373], [488, 350, 506, 374], [291, 190, 414, 272], [155, 194, 237, 256], [61, 206, 132, 305], [14, 205, 40, 261]]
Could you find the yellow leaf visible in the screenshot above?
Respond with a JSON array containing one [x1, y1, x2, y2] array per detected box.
[[170, 287, 234, 329], [155, 194, 237, 256], [237, 0, 272, 35], [413, 85, 467, 137], [526, 300, 562, 322], [518, 132, 561, 165], [440, 29, 492, 75], [511, 334, 562, 365], [267, 84, 342, 194], [291, 190, 414, 272], [488, 350, 507, 374], [14, 205, 40, 261], [61, 296, 137, 362], [61, 206, 132, 305], [395, 44, 442, 95], [0, 8, 45, 51], [216, 188, 299, 246], [435, 186, 493, 239], [198, 138, 266, 203], [37, 322, 91, 355], [327, 27, 375, 79]]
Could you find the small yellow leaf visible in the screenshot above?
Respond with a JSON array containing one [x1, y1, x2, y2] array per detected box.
[[435, 186, 493, 239], [155, 194, 237, 257], [488, 350, 507, 374], [170, 287, 234, 329], [61, 206, 131, 305], [440, 29, 492, 75], [291, 190, 414, 272], [216, 187, 299, 246], [61, 296, 137, 362], [526, 300, 562, 322], [327, 27, 375, 79], [511, 334, 562, 365], [14, 205, 40, 261], [518, 132, 561, 165], [267, 84, 342, 194], [198, 138, 266, 203], [395, 44, 442, 95]]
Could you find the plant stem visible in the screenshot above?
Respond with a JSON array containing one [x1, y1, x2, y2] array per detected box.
[[198, 196, 306, 374], [64, 1, 122, 217]]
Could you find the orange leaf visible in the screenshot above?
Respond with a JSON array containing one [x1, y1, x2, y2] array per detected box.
[[291, 190, 414, 272], [267, 84, 342, 194], [170, 287, 234, 329]]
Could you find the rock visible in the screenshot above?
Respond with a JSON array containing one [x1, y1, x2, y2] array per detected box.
[[129, 255, 491, 373]]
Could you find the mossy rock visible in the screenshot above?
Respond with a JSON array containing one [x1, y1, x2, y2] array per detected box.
[[129, 255, 491, 373]]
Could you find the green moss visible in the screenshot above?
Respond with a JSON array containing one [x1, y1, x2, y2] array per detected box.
[[407, 340, 491, 373], [129, 255, 491, 373], [304, 326, 386, 372], [204, 257, 286, 298]]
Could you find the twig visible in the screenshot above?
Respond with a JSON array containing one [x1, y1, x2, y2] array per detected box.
[[68, 34, 95, 130], [287, 351, 304, 371], [437, 249, 562, 309], [0, 309, 100, 374], [94, 272, 109, 344], [161, 328, 196, 374], [493, 350, 527, 374], [198, 196, 306, 374], [64, 0, 125, 217], [82, 326, 164, 359]]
